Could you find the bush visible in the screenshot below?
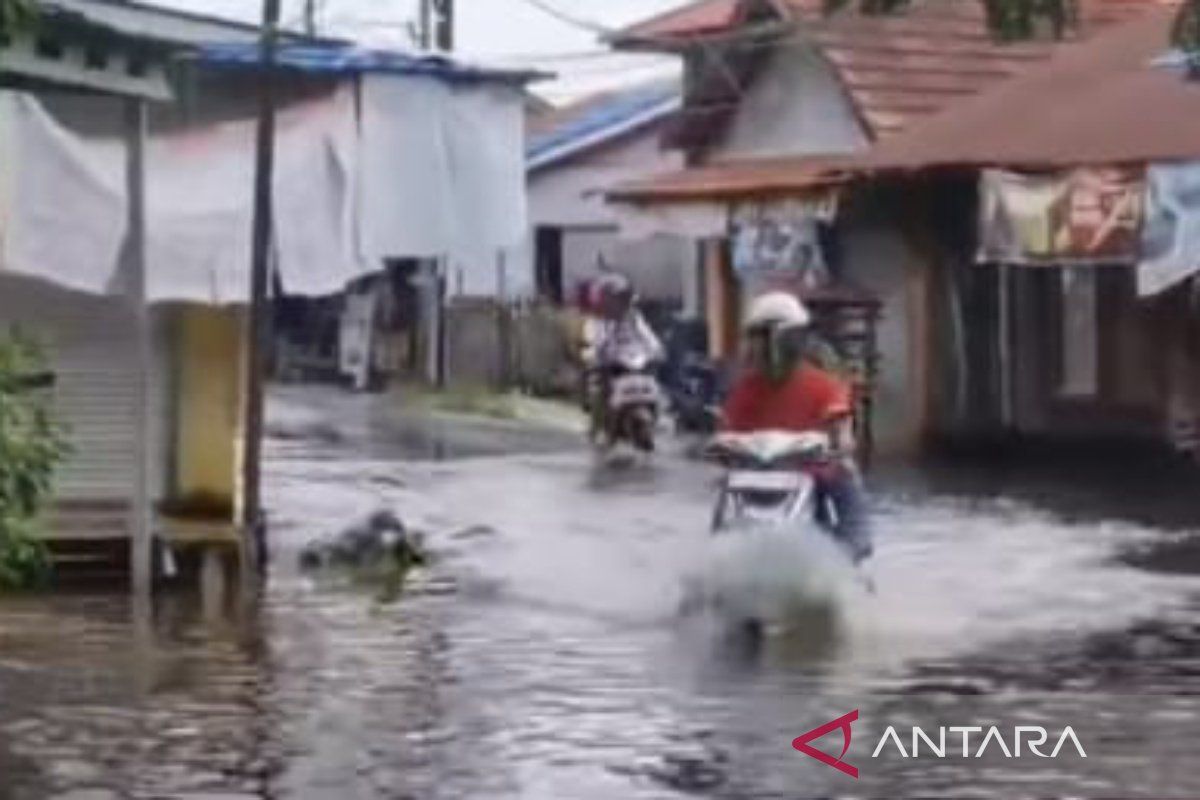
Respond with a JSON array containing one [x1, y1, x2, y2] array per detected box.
[[0, 331, 68, 590]]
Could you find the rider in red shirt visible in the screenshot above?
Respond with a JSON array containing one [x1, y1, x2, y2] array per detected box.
[[722, 291, 872, 563]]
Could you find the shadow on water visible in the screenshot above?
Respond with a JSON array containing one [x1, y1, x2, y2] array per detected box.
[[1120, 536, 1200, 575], [887, 438, 1200, 532]]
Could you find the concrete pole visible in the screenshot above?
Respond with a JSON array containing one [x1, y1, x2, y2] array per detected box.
[[243, 0, 282, 570], [125, 98, 152, 598]]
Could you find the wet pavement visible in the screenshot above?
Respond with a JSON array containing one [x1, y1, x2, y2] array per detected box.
[[2, 383, 1200, 798]]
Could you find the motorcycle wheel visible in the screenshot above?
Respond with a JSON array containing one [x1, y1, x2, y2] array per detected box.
[[629, 408, 656, 452]]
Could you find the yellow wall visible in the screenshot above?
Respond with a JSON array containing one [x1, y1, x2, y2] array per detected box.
[[174, 306, 243, 519]]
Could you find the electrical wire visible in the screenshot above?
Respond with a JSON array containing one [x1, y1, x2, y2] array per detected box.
[[512, 0, 614, 35]]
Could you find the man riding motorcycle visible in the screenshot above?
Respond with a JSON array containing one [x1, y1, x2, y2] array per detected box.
[[721, 291, 873, 563], [582, 273, 664, 444]]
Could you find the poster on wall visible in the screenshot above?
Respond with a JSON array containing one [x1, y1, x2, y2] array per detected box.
[[730, 195, 837, 290], [978, 168, 1144, 264], [1139, 161, 1200, 297]]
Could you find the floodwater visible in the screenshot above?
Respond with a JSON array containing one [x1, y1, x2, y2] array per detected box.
[[3, 384, 1200, 799]]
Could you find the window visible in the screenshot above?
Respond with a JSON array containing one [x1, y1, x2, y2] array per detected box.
[[1058, 266, 1099, 398]]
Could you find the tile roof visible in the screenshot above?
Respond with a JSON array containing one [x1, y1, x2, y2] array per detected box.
[[609, 0, 1178, 202], [862, 6, 1200, 168], [806, 0, 1175, 137]]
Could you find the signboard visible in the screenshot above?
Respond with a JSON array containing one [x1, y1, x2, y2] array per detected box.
[[978, 168, 1143, 264]]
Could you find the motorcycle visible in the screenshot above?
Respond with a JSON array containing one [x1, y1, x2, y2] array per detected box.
[[707, 430, 835, 535], [663, 352, 722, 436], [594, 344, 662, 453], [682, 430, 869, 636]]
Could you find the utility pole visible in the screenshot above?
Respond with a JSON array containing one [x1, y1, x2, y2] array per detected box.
[[419, 0, 453, 51], [303, 0, 316, 36], [418, 0, 432, 49], [433, 0, 454, 51], [243, 0, 282, 573]]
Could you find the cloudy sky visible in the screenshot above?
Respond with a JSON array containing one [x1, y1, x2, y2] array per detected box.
[[154, 0, 685, 101]]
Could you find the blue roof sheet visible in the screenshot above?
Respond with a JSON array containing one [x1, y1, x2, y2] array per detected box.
[[527, 79, 680, 166], [193, 42, 540, 84]]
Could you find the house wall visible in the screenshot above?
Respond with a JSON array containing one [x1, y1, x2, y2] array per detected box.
[[561, 228, 689, 303], [1007, 268, 1167, 441], [514, 126, 693, 304], [839, 198, 924, 456], [714, 39, 869, 160]]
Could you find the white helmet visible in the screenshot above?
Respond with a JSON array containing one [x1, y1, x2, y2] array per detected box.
[[743, 291, 811, 332]]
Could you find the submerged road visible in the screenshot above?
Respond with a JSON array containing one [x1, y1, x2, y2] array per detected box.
[[2, 384, 1200, 799]]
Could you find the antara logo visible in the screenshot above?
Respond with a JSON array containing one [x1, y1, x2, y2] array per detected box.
[[792, 710, 860, 778], [793, 711, 1087, 779]]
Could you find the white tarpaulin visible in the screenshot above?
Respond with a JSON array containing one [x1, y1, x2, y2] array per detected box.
[[358, 75, 527, 268], [0, 76, 528, 303], [0, 93, 127, 295], [1139, 162, 1200, 297]]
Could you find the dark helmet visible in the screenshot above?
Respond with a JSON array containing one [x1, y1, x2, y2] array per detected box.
[[596, 272, 635, 317]]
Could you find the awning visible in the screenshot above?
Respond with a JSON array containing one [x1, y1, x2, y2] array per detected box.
[[608, 154, 850, 204], [608, 154, 847, 239]]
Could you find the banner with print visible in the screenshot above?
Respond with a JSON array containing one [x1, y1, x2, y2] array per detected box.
[[730, 195, 837, 289], [978, 168, 1143, 265], [1139, 161, 1200, 296]]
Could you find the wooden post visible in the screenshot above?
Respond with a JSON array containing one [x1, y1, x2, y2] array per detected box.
[[125, 97, 152, 597], [998, 263, 1014, 429], [242, 0, 282, 567], [703, 239, 730, 360]]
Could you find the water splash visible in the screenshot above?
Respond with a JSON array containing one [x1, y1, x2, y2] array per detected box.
[[683, 523, 864, 630]]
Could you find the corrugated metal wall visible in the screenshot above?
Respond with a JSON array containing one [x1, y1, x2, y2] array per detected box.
[[0, 273, 171, 503]]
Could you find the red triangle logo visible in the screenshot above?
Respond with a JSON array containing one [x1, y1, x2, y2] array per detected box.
[[792, 709, 859, 779]]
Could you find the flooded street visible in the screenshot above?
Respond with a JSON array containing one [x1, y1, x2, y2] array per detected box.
[[3, 385, 1200, 798]]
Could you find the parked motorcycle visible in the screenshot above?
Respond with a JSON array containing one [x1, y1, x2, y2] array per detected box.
[[663, 352, 722, 436]]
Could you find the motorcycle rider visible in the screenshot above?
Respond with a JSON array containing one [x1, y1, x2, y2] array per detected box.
[[584, 272, 664, 443], [721, 291, 873, 563]]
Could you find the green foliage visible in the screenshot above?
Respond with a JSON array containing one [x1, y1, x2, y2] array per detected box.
[[0, 0, 36, 40], [0, 331, 69, 590], [981, 0, 1077, 41], [1172, 0, 1200, 52], [823, 0, 911, 16], [823, 0, 1079, 41]]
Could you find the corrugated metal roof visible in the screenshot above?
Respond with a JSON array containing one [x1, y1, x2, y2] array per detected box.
[[862, 6, 1200, 168], [193, 43, 541, 84], [527, 79, 680, 170], [39, 0, 284, 46]]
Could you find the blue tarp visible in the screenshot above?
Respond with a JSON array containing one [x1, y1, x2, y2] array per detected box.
[[192, 42, 540, 85], [527, 79, 679, 166]]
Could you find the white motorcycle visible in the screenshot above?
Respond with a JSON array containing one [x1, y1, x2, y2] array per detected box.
[[595, 345, 662, 453], [706, 430, 835, 534], [682, 430, 870, 635]]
